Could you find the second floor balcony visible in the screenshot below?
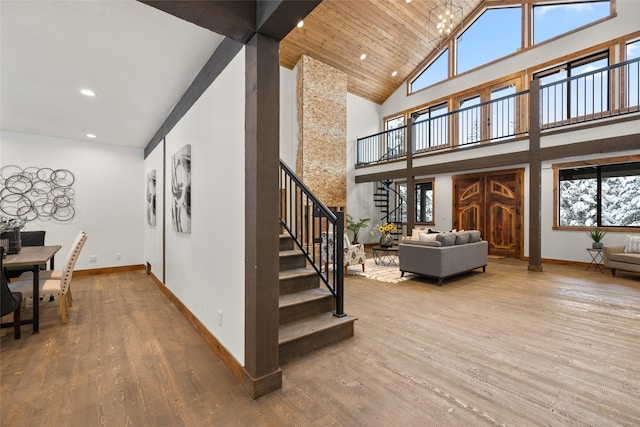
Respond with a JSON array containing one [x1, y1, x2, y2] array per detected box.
[[357, 57, 640, 167]]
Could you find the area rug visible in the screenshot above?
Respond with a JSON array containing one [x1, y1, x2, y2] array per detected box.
[[347, 258, 414, 284]]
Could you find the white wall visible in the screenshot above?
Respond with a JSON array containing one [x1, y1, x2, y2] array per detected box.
[[0, 130, 144, 270], [152, 47, 246, 364], [280, 65, 298, 169], [144, 142, 164, 280], [346, 93, 381, 244]]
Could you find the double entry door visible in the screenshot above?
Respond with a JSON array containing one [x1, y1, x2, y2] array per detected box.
[[452, 169, 524, 259]]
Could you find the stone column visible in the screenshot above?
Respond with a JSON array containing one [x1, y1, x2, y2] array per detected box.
[[296, 54, 347, 209]]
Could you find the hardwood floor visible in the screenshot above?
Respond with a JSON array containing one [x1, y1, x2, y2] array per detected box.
[[2, 260, 639, 426]]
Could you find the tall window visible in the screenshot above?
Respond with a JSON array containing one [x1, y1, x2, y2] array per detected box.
[[533, 1, 610, 44], [490, 84, 517, 140], [383, 115, 406, 160], [558, 162, 640, 227], [396, 179, 435, 224], [413, 103, 449, 152], [626, 40, 640, 109], [411, 49, 448, 93], [458, 95, 481, 146], [456, 7, 521, 74], [537, 52, 609, 125], [415, 180, 434, 223]]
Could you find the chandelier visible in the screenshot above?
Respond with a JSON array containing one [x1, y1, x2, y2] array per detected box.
[[428, 0, 463, 48]]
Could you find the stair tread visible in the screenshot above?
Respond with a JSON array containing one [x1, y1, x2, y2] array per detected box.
[[280, 249, 303, 257], [279, 267, 317, 280], [279, 288, 332, 308], [279, 312, 357, 344]]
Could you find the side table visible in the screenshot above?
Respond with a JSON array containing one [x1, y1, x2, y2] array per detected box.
[[586, 247, 604, 273], [372, 245, 399, 266]]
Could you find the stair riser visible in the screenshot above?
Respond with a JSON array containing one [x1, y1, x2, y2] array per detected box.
[[279, 236, 294, 251], [280, 297, 335, 325], [280, 274, 319, 295], [280, 254, 306, 271], [279, 321, 355, 364]]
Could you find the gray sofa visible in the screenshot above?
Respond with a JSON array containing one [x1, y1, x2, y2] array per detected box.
[[603, 246, 640, 276], [399, 230, 488, 285]]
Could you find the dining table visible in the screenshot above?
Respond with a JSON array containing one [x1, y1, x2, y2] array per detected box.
[[3, 245, 62, 333]]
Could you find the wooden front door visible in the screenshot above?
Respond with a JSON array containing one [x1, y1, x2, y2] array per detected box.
[[453, 169, 523, 259]]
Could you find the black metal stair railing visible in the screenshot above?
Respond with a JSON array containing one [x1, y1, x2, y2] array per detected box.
[[279, 160, 345, 317]]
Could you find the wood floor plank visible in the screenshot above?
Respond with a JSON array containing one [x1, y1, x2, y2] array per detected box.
[[2, 259, 639, 426]]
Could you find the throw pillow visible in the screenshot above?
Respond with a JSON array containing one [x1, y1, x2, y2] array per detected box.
[[454, 231, 470, 245], [436, 232, 456, 247], [411, 228, 427, 241], [468, 230, 481, 243], [624, 235, 640, 253], [418, 232, 438, 242]]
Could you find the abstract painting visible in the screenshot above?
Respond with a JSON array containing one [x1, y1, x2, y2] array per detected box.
[[171, 145, 191, 233], [146, 169, 156, 226]]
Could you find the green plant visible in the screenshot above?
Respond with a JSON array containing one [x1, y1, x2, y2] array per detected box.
[[587, 228, 606, 242], [346, 214, 370, 244]]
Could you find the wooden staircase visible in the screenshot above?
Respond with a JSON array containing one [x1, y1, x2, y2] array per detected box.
[[278, 233, 357, 364]]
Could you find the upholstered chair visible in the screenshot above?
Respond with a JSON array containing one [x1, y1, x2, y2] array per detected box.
[[321, 231, 366, 274], [10, 231, 87, 324], [1, 247, 22, 339]]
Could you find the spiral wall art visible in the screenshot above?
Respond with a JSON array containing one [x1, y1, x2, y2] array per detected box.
[[0, 165, 76, 223]]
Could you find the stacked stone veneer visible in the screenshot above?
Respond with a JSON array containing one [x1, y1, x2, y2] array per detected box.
[[296, 54, 347, 208]]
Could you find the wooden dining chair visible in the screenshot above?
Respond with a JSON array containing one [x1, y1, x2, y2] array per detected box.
[[10, 231, 87, 324], [1, 247, 22, 339]]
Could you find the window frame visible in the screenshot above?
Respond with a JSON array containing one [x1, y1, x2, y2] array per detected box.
[[553, 155, 640, 231], [455, 6, 523, 76], [394, 178, 436, 226], [406, 0, 615, 96], [535, 51, 610, 127], [452, 75, 524, 146]]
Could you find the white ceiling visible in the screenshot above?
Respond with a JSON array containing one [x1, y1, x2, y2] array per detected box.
[[0, 0, 224, 149]]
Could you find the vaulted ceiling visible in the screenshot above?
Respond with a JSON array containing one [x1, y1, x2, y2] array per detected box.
[[280, 0, 485, 104], [1, 0, 486, 149]]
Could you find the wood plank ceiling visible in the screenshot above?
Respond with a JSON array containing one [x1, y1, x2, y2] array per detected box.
[[280, 0, 484, 104]]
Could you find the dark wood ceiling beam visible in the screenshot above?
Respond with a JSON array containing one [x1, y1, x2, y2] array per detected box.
[[257, 0, 321, 41], [139, 1, 256, 42]]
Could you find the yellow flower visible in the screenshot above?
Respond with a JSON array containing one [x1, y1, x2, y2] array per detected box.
[[374, 222, 397, 235]]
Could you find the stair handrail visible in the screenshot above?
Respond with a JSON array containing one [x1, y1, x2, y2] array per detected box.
[[279, 160, 345, 317]]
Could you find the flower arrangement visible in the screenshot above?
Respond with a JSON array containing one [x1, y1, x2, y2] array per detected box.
[[370, 222, 398, 237], [371, 222, 398, 247], [0, 215, 26, 234]]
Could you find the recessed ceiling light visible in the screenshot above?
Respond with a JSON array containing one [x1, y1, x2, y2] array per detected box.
[[297, 20, 304, 28], [360, 53, 367, 60], [392, 71, 398, 77], [86, 133, 96, 139], [80, 89, 96, 97], [406, 0, 412, 3]]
